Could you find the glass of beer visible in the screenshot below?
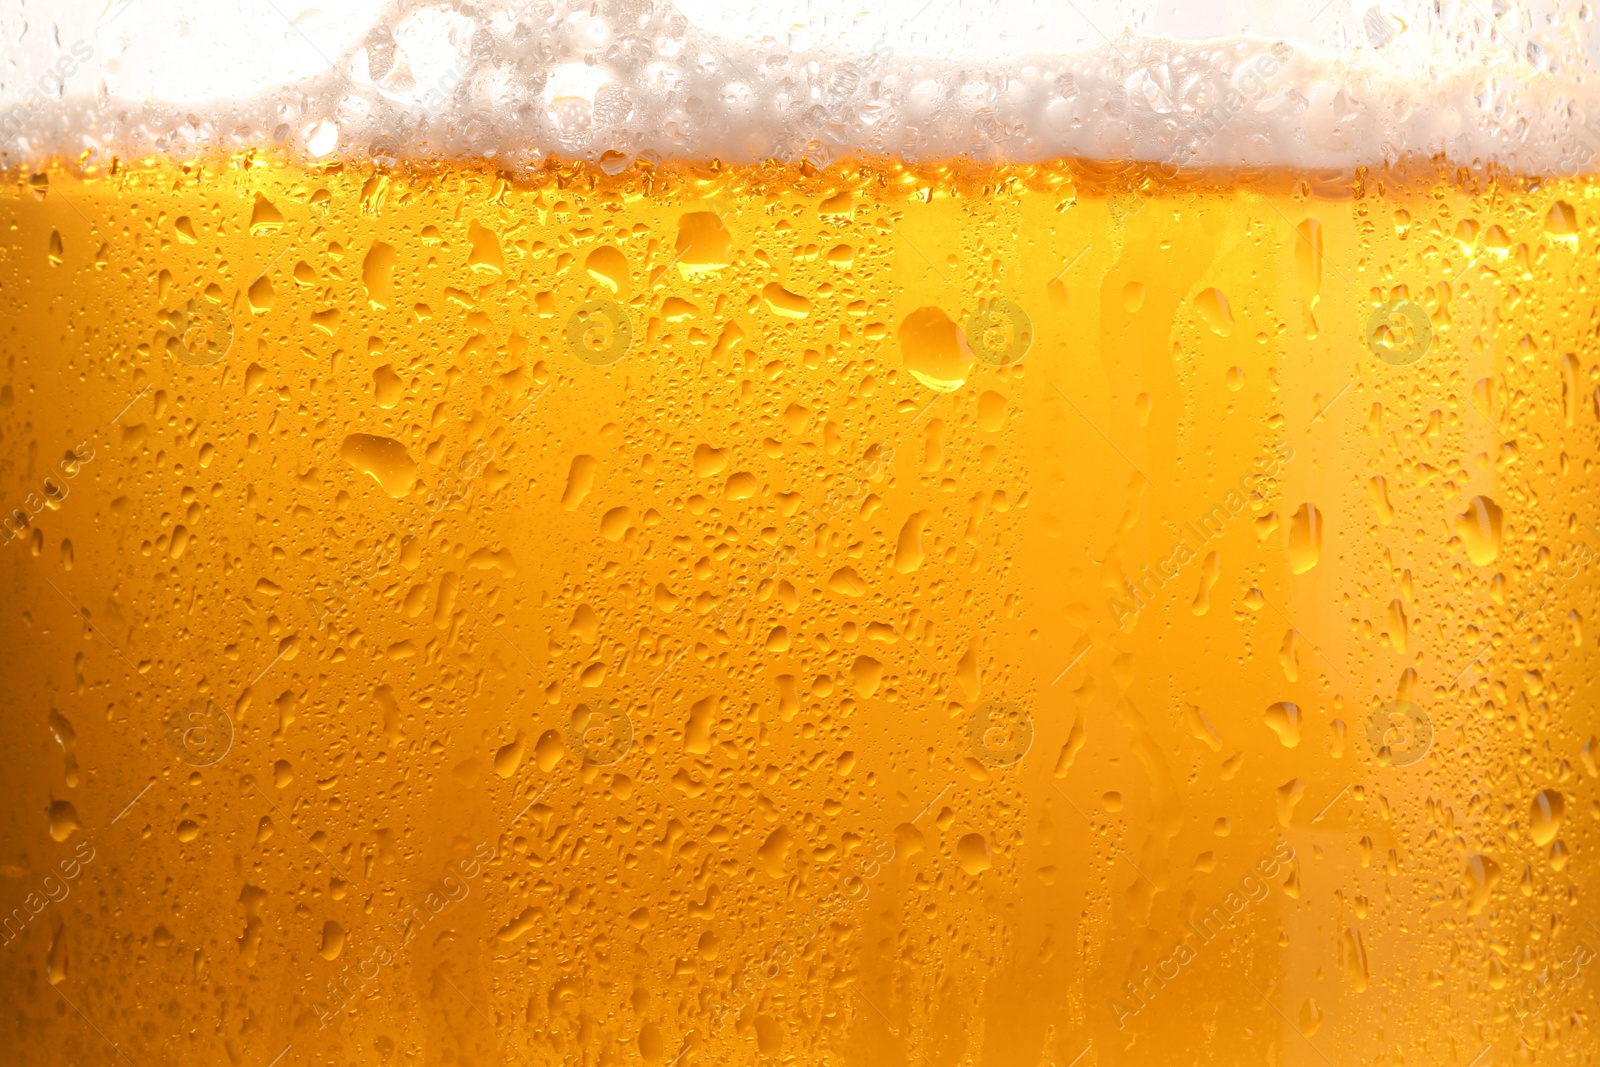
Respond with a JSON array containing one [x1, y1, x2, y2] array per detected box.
[[2, 0, 1596, 1063]]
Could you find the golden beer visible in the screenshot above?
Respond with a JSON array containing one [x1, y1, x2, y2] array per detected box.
[[0, 144, 1596, 1067]]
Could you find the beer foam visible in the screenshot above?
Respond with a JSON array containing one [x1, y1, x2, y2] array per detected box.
[[4, 0, 1600, 174]]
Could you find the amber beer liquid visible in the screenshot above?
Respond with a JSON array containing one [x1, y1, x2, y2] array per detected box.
[[0, 148, 1596, 1067]]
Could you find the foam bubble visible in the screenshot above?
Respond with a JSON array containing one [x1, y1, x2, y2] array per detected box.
[[3, 0, 1600, 173]]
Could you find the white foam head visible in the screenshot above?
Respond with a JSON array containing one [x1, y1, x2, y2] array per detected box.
[[3, 0, 1599, 172]]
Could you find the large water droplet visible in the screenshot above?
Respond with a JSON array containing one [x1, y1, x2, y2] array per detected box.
[[1465, 854, 1501, 915], [899, 307, 970, 392], [1530, 790, 1564, 846], [1264, 701, 1302, 748], [340, 433, 418, 498], [1194, 287, 1233, 335], [956, 832, 992, 875], [1288, 503, 1322, 574], [1455, 495, 1503, 565]]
